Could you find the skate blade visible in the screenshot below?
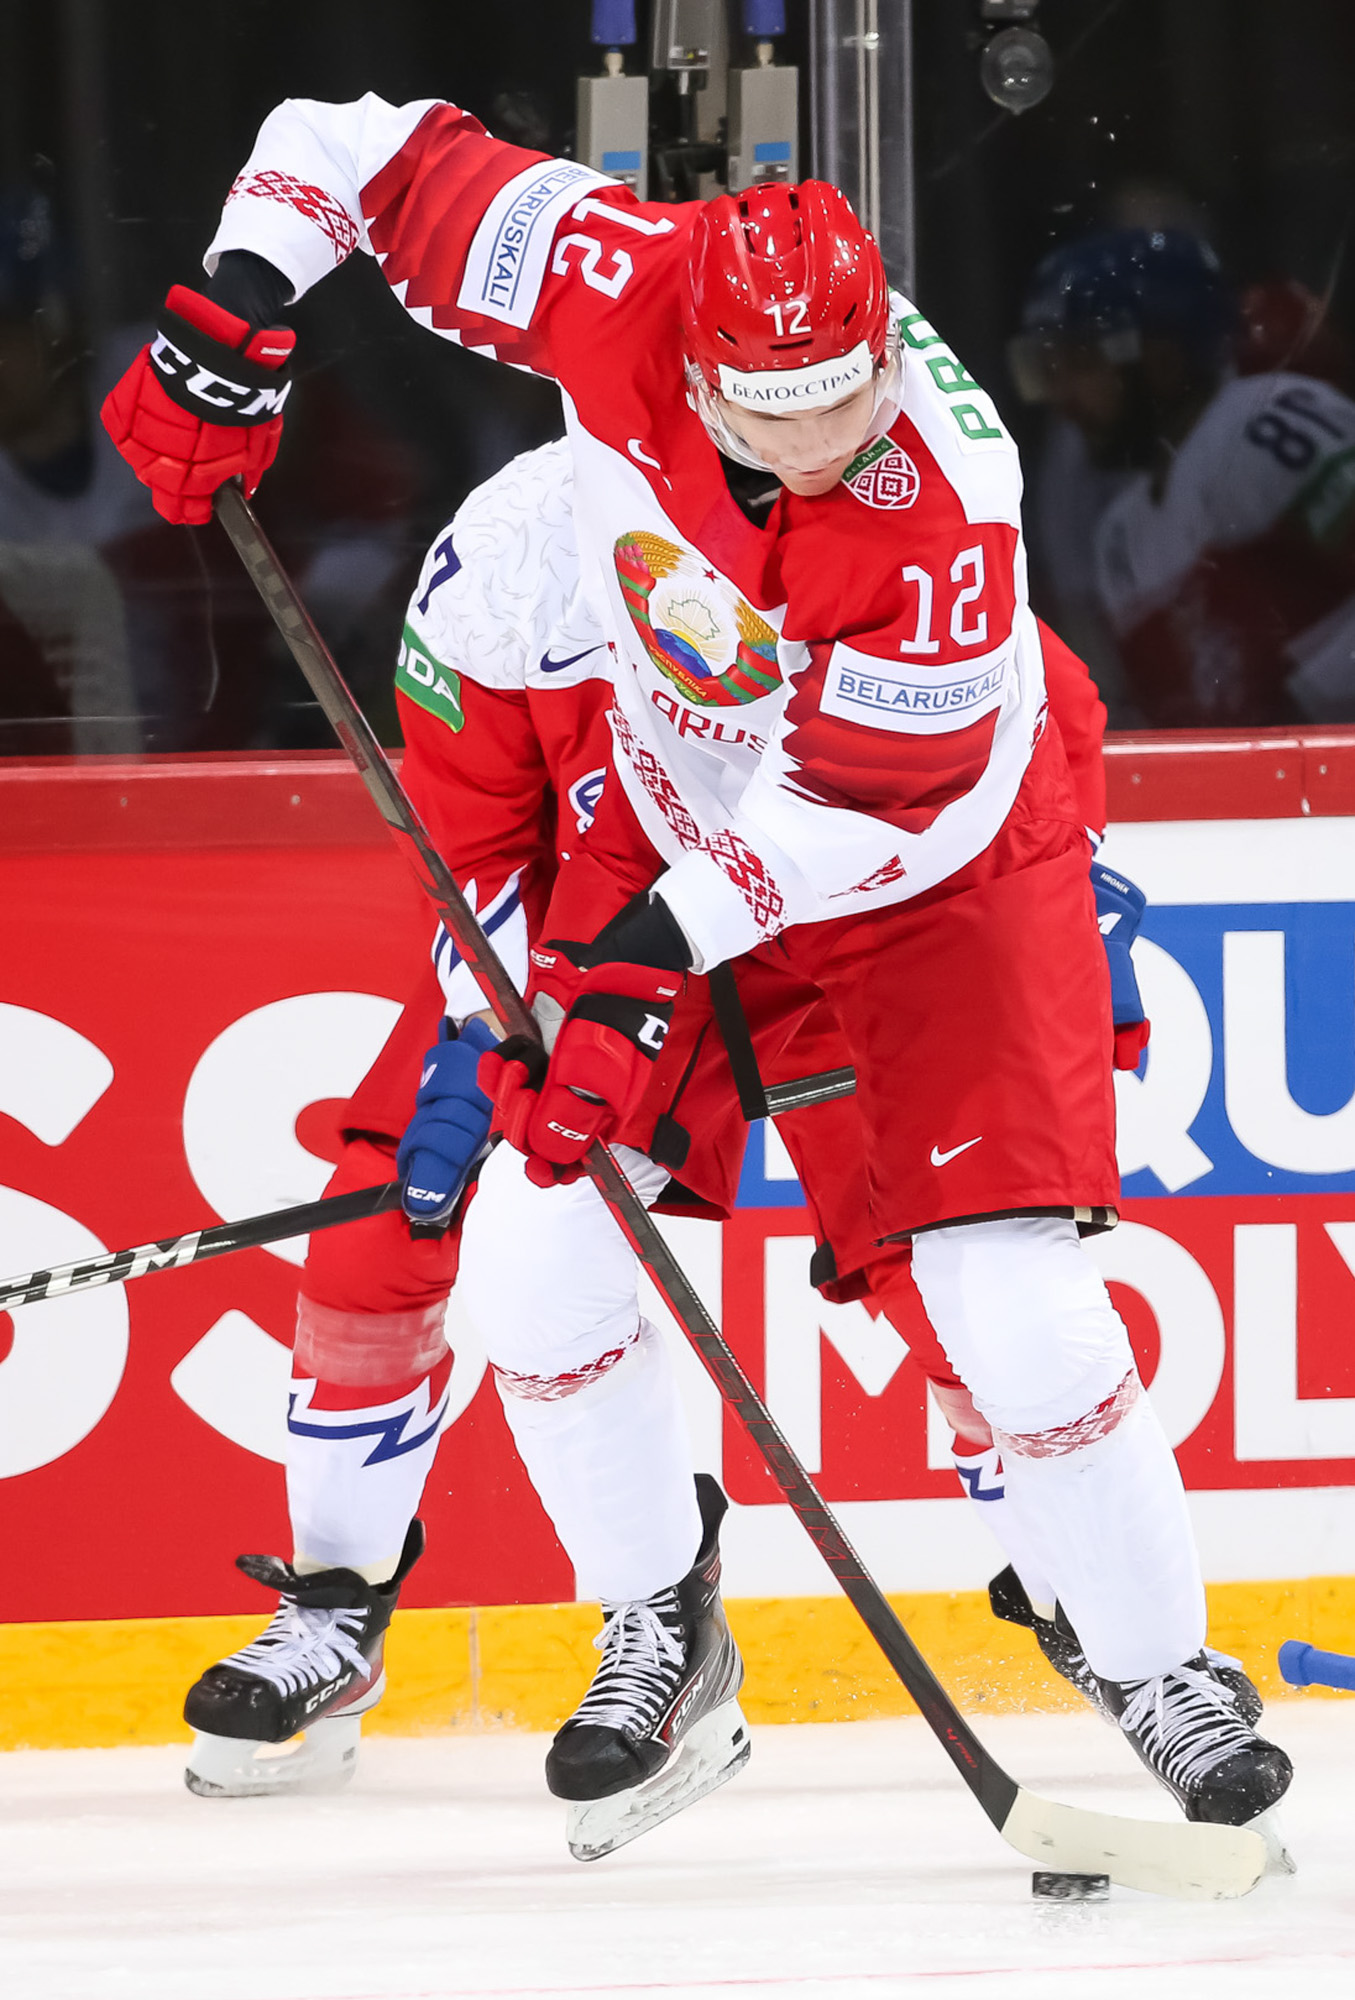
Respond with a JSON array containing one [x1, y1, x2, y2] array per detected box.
[[184, 1714, 362, 1799], [1250, 1807, 1298, 1876], [565, 1698, 751, 1863]]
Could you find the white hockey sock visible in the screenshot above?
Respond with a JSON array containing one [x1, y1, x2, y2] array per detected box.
[[950, 1443, 1057, 1618], [495, 1319, 702, 1605], [999, 1394, 1206, 1683], [285, 1296, 450, 1579], [928, 1378, 1059, 1613], [459, 1141, 702, 1605], [286, 1358, 449, 1578], [914, 1216, 1206, 1685]]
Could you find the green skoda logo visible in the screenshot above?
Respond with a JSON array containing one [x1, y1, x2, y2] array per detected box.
[[396, 623, 464, 731]]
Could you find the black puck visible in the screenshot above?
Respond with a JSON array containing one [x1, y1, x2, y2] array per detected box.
[[1031, 1870, 1110, 1902]]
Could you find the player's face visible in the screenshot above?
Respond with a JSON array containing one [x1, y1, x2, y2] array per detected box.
[[719, 381, 877, 495]]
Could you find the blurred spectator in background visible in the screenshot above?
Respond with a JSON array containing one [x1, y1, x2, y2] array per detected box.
[[1012, 227, 1355, 728], [0, 186, 150, 752], [0, 186, 450, 753], [1234, 277, 1353, 393]]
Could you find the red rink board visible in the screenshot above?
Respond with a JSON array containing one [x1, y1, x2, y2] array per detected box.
[[2, 732, 1355, 1620]]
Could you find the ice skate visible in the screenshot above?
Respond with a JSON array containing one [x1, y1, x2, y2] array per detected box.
[[1100, 1653, 1293, 1828], [989, 1567, 1263, 1726], [183, 1519, 424, 1798], [546, 1474, 749, 1861]]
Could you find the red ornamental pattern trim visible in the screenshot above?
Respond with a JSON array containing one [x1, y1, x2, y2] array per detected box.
[[612, 708, 784, 935], [611, 706, 702, 850], [492, 1333, 637, 1403], [839, 853, 908, 896], [226, 170, 361, 260], [614, 531, 783, 710], [994, 1368, 1141, 1460], [700, 829, 785, 937]]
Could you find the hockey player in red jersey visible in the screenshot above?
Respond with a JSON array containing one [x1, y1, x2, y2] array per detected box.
[[104, 95, 1289, 1851], [170, 427, 1160, 1812]]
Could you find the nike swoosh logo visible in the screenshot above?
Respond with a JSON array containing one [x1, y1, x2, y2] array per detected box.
[[930, 1136, 982, 1167], [420, 1064, 436, 1088], [539, 646, 603, 675]]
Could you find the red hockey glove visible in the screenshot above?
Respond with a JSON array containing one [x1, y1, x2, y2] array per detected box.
[[101, 285, 294, 525], [479, 963, 683, 1188]]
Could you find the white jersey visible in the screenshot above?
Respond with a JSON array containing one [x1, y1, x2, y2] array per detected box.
[[393, 439, 610, 1019], [1094, 371, 1355, 725], [399, 437, 604, 706]]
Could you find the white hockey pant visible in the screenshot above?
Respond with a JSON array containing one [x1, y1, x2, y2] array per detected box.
[[912, 1216, 1206, 1684], [287, 1296, 450, 1582], [457, 1141, 702, 1605]]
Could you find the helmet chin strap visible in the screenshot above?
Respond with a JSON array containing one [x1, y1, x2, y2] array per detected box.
[[684, 322, 905, 478]]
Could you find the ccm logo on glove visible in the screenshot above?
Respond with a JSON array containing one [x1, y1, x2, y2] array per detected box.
[[480, 963, 681, 1188], [396, 1016, 498, 1232], [150, 315, 293, 424], [101, 283, 295, 525]]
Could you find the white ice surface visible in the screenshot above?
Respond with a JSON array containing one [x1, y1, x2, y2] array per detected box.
[[1, 1704, 1352, 2000]]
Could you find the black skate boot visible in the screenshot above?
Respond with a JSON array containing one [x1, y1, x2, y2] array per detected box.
[[989, 1566, 1264, 1727], [183, 1519, 424, 1798], [1099, 1654, 1293, 1827], [546, 1473, 749, 1861]]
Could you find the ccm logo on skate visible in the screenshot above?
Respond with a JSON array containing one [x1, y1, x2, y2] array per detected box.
[[150, 335, 292, 421], [664, 1670, 707, 1740], [303, 1673, 350, 1715]]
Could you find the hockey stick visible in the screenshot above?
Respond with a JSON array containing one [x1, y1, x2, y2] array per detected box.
[[0, 1181, 401, 1312], [216, 481, 1264, 1900]]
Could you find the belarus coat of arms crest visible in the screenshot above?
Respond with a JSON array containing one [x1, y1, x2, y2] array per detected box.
[[614, 531, 783, 709]]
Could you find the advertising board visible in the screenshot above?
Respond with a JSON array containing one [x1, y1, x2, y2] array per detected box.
[[2, 744, 1354, 1630]]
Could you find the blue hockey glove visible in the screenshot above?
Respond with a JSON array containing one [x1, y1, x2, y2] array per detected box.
[[397, 1016, 498, 1231], [1090, 860, 1150, 1071]]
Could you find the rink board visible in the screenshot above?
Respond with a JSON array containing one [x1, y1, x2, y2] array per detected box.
[[3, 1575, 1355, 1753], [3, 734, 1355, 1746]]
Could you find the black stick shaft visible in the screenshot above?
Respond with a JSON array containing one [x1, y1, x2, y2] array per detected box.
[[214, 481, 1017, 1828], [764, 1066, 855, 1116], [0, 1182, 401, 1312]]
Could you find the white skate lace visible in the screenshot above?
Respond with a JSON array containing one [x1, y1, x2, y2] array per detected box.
[[1119, 1662, 1257, 1794], [220, 1599, 369, 1697], [571, 1589, 687, 1735]]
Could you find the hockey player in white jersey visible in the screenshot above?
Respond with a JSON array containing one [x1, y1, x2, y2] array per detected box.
[[1012, 227, 1355, 727], [103, 96, 1290, 1852], [180, 439, 621, 1798]]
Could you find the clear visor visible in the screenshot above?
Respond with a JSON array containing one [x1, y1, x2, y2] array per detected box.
[[1007, 325, 1142, 404], [685, 318, 905, 474]]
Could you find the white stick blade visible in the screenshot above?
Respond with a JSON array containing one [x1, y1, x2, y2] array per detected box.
[[1002, 1788, 1267, 1900]]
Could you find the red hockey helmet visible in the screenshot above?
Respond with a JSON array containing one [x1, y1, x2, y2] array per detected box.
[[682, 181, 900, 466]]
